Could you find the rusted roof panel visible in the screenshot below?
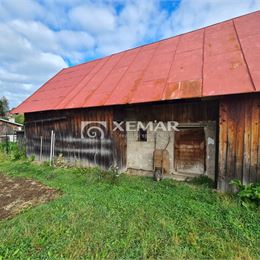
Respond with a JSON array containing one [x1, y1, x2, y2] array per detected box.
[[203, 18, 254, 96], [203, 50, 253, 96], [12, 11, 260, 114], [234, 11, 260, 91], [176, 30, 204, 53], [238, 34, 260, 91]]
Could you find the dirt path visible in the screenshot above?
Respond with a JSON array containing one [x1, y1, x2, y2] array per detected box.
[[0, 174, 59, 220]]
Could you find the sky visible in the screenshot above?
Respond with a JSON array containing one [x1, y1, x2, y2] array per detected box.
[[0, 0, 260, 109]]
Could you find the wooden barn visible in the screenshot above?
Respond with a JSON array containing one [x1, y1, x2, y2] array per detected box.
[[12, 11, 260, 191]]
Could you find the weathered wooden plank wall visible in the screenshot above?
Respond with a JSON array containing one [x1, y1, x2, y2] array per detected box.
[[24, 99, 218, 171], [218, 93, 260, 191], [25, 107, 125, 169], [125, 99, 218, 123]]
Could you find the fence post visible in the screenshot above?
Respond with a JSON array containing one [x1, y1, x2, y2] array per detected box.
[[52, 132, 55, 158], [5, 133, 9, 154], [50, 130, 53, 166], [40, 136, 43, 162]]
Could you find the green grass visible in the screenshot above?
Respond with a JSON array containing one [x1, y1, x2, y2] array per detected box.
[[0, 153, 259, 259]]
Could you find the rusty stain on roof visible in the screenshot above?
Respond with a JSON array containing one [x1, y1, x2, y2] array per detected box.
[[12, 11, 260, 114]]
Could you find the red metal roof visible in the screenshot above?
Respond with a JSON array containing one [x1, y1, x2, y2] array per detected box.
[[12, 11, 260, 114]]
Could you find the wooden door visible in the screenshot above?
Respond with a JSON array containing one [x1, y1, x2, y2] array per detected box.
[[174, 128, 205, 174]]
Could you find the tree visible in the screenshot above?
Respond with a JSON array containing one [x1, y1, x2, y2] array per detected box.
[[0, 96, 9, 117], [13, 114, 24, 124]]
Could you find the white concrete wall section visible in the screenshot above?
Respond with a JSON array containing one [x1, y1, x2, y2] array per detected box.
[[126, 121, 216, 180], [127, 123, 174, 172]]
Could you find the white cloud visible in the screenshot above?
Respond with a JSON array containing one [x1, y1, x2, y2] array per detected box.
[[8, 20, 57, 53], [0, 21, 67, 109], [69, 4, 116, 34], [95, 0, 168, 54], [13, 52, 66, 77], [6, 20, 96, 62], [163, 0, 260, 37], [0, 81, 32, 109], [58, 30, 95, 50], [0, 0, 45, 21], [0, 23, 33, 62]]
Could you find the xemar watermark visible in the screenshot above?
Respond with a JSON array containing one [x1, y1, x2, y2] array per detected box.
[[81, 121, 179, 139]]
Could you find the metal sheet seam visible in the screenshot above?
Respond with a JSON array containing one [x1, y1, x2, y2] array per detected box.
[[201, 28, 206, 97], [55, 57, 109, 109], [82, 51, 128, 105], [160, 36, 182, 99], [103, 45, 143, 104], [128, 41, 162, 103], [54, 61, 98, 109], [232, 19, 256, 91]]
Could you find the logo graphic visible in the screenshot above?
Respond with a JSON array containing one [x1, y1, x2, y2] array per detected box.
[[81, 121, 179, 139], [81, 121, 107, 139]]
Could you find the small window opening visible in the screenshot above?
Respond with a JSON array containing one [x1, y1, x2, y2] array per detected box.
[[138, 128, 147, 141]]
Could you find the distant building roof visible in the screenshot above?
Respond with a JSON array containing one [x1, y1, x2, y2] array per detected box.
[[0, 118, 23, 127], [12, 11, 260, 114]]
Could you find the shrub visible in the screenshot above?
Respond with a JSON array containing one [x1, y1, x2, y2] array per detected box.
[[0, 141, 9, 153], [230, 179, 260, 208], [27, 155, 35, 162], [0, 142, 26, 161], [53, 153, 69, 168]]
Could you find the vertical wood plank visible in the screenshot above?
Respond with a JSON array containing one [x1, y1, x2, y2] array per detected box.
[[257, 100, 260, 182], [218, 100, 228, 191], [235, 98, 245, 183], [243, 98, 252, 184], [250, 97, 259, 182], [226, 100, 237, 191]]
